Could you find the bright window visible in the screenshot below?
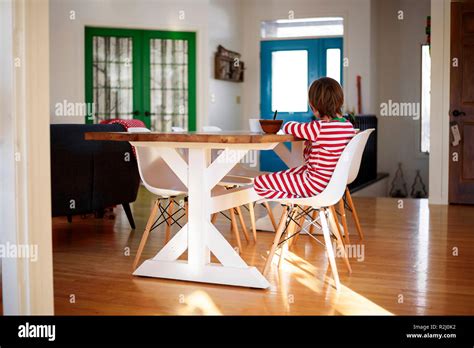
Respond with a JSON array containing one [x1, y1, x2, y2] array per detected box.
[[261, 17, 344, 39], [421, 44, 431, 153], [326, 48, 341, 84], [271, 50, 308, 112]]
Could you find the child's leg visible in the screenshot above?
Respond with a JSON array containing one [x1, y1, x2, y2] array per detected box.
[[254, 166, 314, 199]]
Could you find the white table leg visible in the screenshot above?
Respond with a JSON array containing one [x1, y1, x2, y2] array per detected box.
[[133, 146, 270, 289]]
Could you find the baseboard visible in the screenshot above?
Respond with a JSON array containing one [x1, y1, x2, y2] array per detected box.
[[351, 173, 389, 197]]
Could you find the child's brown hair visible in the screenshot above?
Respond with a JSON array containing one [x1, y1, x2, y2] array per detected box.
[[308, 77, 344, 119]]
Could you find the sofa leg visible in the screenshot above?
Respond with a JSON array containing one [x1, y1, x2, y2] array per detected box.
[[122, 203, 136, 229], [95, 209, 105, 219], [67, 215, 72, 223]]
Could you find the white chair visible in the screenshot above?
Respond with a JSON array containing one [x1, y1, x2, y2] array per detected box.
[[171, 126, 186, 132], [202, 125, 223, 132], [130, 128, 188, 270], [335, 129, 375, 243], [262, 132, 366, 290]]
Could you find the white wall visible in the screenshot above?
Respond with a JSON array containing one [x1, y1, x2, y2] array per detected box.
[[1, 0, 54, 315], [50, 0, 245, 130], [372, 0, 431, 194], [208, 0, 243, 130], [49, 0, 213, 129], [240, 0, 375, 130]]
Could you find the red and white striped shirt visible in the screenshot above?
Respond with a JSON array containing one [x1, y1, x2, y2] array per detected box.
[[253, 119, 355, 199]]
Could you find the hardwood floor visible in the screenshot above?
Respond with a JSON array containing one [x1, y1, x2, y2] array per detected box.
[[2, 187, 474, 315]]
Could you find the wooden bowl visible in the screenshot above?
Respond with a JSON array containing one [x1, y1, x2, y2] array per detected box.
[[259, 119, 283, 134]]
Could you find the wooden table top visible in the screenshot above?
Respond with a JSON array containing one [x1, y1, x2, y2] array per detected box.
[[85, 131, 302, 144]]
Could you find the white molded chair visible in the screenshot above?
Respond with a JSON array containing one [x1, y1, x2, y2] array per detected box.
[[202, 125, 223, 132], [130, 128, 188, 270], [336, 129, 375, 243], [171, 126, 186, 132], [262, 132, 366, 290]]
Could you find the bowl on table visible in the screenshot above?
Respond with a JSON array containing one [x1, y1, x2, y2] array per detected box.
[[259, 119, 283, 134]]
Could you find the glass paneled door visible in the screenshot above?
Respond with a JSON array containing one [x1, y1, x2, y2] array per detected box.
[[260, 38, 343, 171], [85, 27, 196, 131]]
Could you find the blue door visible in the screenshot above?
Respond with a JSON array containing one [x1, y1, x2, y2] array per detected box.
[[260, 38, 343, 171]]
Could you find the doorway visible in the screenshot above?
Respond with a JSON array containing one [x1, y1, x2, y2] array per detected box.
[[260, 37, 343, 171], [449, 2, 474, 204], [85, 27, 196, 131]]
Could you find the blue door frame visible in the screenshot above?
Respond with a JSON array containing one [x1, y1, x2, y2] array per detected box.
[[260, 37, 343, 171]]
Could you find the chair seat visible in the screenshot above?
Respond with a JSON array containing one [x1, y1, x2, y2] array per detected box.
[[219, 175, 253, 186], [144, 185, 186, 198], [228, 167, 270, 179]]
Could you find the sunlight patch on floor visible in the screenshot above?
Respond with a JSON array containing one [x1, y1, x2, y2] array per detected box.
[[177, 290, 222, 315], [274, 250, 393, 315]]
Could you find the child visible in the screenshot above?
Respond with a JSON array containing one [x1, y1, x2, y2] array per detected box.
[[254, 77, 355, 199]]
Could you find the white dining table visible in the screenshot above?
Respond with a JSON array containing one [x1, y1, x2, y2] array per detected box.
[[85, 131, 304, 289]]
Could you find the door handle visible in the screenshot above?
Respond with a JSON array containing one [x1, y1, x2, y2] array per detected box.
[[452, 109, 466, 117]]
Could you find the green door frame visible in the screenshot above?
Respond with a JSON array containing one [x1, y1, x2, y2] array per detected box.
[[85, 27, 196, 131]]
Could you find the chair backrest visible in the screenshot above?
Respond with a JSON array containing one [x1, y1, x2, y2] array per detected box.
[[128, 128, 186, 196], [171, 126, 186, 132], [291, 132, 365, 208], [202, 126, 222, 132], [127, 127, 150, 133], [347, 129, 375, 184]]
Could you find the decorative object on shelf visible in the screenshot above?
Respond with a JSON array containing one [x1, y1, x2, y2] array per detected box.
[[346, 111, 357, 127], [426, 15, 431, 47], [410, 170, 428, 198], [214, 45, 245, 82], [357, 75, 362, 114], [390, 163, 408, 198]]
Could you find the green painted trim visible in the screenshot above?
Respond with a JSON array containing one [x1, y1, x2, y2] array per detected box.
[[187, 32, 197, 131], [84, 27, 197, 130], [142, 30, 196, 131], [84, 28, 93, 124]]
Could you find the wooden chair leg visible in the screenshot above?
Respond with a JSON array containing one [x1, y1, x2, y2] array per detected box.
[[263, 201, 278, 231], [338, 199, 350, 244], [319, 208, 341, 290], [279, 208, 297, 267], [290, 208, 305, 247], [235, 206, 250, 242], [248, 203, 257, 242], [133, 199, 159, 270], [229, 208, 242, 253], [263, 207, 289, 276], [308, 210, 318, 234], [346, 188, 364, 240], [165, 199, 174, 243], [329, 206, 352, 274]]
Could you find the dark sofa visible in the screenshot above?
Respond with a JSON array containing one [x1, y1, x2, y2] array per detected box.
[[50, 124, 140, 228]]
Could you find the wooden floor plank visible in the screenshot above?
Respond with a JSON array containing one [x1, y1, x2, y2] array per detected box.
[[1, 187, 473, 315]]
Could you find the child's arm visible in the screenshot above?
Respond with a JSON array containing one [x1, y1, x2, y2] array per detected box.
[[282, 121, 321, 141]]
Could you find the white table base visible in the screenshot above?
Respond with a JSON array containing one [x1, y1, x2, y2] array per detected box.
[[132, 143, 275, 289]]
